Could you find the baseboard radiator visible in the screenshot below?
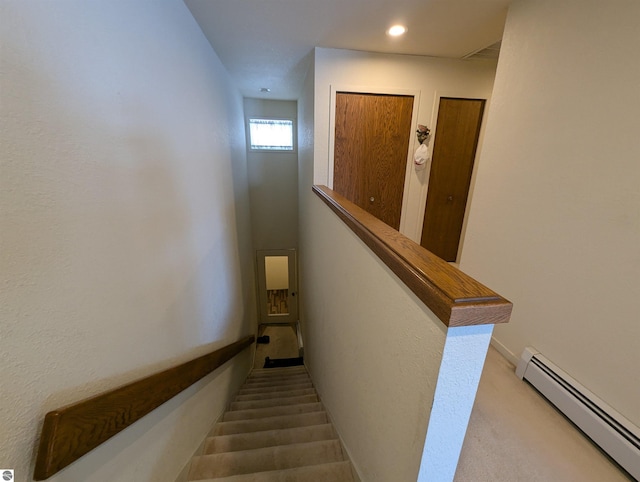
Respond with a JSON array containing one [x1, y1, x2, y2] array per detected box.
[[516, 347, 640, 480]]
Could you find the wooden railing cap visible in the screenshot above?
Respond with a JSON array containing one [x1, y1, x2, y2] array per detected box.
[[313, 185, 512, 327]]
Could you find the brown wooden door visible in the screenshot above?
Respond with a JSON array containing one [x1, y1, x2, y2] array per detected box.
[[420, 97, 485, 261], [333, 92, 413, 230]]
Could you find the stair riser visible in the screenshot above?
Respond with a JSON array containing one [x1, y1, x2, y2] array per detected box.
[[222, 402, 323, 422], [243, 375, 311, 388], [251, 366, 307, 373], [248, 367, 307, 378], [189, 440, 344, 479], [237, 382, 313, 395], [229, 394, 318, 411], [247, 370, 309, 378], [203, 423, 337, 454], [213, 412, 328, 436], [188, 461, 354, 482], [234, 388, 316, 402]]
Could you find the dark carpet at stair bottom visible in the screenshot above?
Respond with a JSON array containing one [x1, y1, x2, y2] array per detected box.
[[263, 357, 304, 368]]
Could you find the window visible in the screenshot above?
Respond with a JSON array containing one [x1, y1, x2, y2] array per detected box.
[[248, 118, 294, 151]]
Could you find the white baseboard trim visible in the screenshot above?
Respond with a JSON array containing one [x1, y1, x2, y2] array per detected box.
[[516, 347, 640, 479], [489, 337, 519, 367], [311, 380, 362, 482]]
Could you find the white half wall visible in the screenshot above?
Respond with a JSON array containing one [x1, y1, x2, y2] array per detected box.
[[298, 51, 493, 480], [459, 0, 640, 427], [0, 1, 255, 481], [301, 193, 448, 481]]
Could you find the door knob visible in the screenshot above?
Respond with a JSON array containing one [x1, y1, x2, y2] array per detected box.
[[370, 197, 375, 203], [447, 195, 454, 202]]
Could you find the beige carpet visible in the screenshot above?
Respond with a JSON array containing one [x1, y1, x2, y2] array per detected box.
[[455, 346, 633, 481], [187, 366, 354, 481], [246, 327, 631, 480]]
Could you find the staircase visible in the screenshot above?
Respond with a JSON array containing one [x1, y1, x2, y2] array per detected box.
[[187, 365, 355, 481]]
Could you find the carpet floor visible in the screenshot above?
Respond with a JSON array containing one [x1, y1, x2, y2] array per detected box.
[[231, 326, 633, 481], [454, 346, 633, 481]]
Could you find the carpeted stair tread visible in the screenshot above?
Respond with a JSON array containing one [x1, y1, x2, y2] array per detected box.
[[213, 411, 328, 436], [188, 439, 345, 479], [242, 375, 311, 388], [248, 366, 308, 375], [237, 382, 314, 396], [185, 365, 355, 481], [238, 381, 312, 392], [249, 367, 307, 378], [245, 376, 309, 384], [191, 461, 354, 481], [229, 394, 318, 411], [234, 388, 316, 402], [204, 424, 337, 454], [247, 370, 309, 382], [246, 369, 309, 378], [222, 402, 323, 422]]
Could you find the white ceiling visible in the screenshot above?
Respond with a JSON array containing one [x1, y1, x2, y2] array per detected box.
[[185, 0, 511, 100]]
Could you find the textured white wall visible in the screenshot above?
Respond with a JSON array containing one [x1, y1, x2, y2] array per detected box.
[[301, 194, 448, 481], [313, 48, 497, 245], [298, 47, 497, 481], [0, 1, 255, 481], [244, 99, 298, 251], [299, 191, 493, 481], [460, 0, 640, 427], [300, 54, 438, 480]]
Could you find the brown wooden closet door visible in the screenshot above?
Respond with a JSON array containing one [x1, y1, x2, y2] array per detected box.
[[421, 97, 485, 261], [333, 92, 413, 230]]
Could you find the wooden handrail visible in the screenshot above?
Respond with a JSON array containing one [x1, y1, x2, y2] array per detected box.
[[34, 334, 255, 480], [313, 185, 512, 327]]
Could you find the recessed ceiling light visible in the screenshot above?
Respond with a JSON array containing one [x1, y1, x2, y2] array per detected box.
[[387, 25, 407, 37], [260, 87, 271, 93]]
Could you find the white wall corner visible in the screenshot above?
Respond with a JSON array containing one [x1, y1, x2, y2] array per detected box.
[[489, 336, 519, 367]]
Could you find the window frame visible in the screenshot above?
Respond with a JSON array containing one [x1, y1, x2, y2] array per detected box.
[[247, 117, 296, 153]]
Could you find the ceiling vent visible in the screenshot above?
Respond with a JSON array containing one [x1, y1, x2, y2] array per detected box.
[[463, 40, 502, 60]]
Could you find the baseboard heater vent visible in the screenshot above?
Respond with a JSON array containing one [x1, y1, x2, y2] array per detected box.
[[516, 347, 640, 480]]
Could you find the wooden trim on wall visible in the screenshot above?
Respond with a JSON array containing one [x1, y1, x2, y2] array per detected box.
[[34, 334, 255, 480], [313, 185, 512, 327]]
